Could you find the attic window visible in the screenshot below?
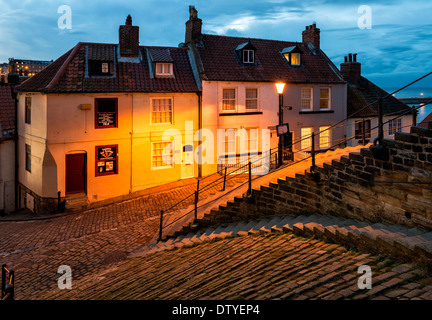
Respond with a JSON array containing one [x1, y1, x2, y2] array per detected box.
[[281, 46, 303, 66], [243, 50, 254, 64], [235, 41, 257, 65], [155, 63, 173, 76], [89, 60, 113, 76]]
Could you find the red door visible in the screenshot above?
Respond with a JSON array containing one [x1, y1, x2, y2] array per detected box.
[[66, 153, 86, 194]]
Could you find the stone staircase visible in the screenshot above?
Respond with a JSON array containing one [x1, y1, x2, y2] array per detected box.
[[130, 212, 432, 268]]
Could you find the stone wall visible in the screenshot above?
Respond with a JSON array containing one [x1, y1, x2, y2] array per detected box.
[[200, 126, 432, 231]]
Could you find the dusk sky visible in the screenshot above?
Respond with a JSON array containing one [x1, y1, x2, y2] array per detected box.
[[1, 0, 431, 93]]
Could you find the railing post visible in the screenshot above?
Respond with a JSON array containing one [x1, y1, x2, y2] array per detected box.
[[221, 167, 227, 191], [158, 210, 163, 243], [247, 161, 252, 197], [375, 97, 383, 145], [310, 132, 316, 172], [412, 106, 417, 126], [194, 190, 198, 221], [362, 118, 366, 146], [1, 263, 5, 299]]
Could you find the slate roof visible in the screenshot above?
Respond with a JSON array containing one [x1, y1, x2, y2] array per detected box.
[[0, 84, 15, 134], [16, 43, 199, 93], [347, 76, 412, 118], [418, 112, 432, 128], [195, 34, 345, 84]]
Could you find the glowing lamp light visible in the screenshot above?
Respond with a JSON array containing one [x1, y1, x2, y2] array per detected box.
[[275, 82, 286, 94]]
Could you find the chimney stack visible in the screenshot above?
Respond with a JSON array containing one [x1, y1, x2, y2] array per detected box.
[[302, 23, 320, 49], [340, 53, 361, 86], [119, 15, 139, 57], [185, 6, 202, 44]]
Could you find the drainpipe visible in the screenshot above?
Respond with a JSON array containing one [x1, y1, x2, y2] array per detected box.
[[12, 85, 18, 212], [130, 94, 133, 194], [197, 91, 202, 178]]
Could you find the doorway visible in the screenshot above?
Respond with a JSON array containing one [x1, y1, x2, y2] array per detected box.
[[66, 153, 87, 194]]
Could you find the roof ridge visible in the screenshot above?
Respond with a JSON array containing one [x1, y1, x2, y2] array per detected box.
[[45, 42, 83, 91], [203, 33, 299, 45]]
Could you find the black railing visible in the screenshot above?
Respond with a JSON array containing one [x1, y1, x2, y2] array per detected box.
[[1, 263, 14, 301], [155, 71, 432, 242]]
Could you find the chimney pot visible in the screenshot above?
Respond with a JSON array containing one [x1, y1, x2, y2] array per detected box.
[[344, 56, 348, 63], [348, 53, 352, 62], [126, 15, 132, 26], [353, 53, 357, 62]]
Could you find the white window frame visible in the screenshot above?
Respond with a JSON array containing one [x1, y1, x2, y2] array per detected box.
[[245, 88, 258, 110], [388, 118, 402, 136], [155, 63, 173, 76], [151, 97, 173, 125], [221, 88, 237, 112], [243, 50, 254, 63], [319, 126, 331, 149], [301, 87, 313, 111], [291, 53, 301, 66], [245, 128, 259, 154], [319, 87, 331, 110], [151, 141, 175, 169], [300, 127, 313, 151]]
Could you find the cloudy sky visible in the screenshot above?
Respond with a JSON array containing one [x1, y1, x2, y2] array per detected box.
[[1, 0, 431, 93]]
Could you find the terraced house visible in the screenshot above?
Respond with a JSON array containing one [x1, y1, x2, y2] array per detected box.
[[182, 6, 347, 175], [16, 16, 201, 213]]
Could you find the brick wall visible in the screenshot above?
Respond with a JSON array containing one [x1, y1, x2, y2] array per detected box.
[[201, 126, 432, 231]]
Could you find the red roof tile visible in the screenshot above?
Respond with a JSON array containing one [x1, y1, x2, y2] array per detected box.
[[17, 43, 199, 94], [196, 34, 345, 84], [348, 77, 412, 118], [418, 112, 432, 128], [0, 84, 15, 132]]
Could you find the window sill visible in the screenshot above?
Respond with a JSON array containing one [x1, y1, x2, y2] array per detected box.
[[299, 110, 334, 114], [219, 111, 263, 116]]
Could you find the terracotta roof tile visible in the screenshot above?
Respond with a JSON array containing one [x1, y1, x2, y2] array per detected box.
[[17, 43, 199, 94], [0, 84, 15, 132], [347, 77, 412, 118], [196, 34, 345, 83]]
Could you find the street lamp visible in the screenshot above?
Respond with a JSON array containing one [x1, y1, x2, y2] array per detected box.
[[275, 82, 286, 167]]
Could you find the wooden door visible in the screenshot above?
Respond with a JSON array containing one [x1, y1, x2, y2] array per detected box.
[[66, 153, 86, 194]]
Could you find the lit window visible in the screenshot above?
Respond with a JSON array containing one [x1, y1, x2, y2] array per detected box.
[[25, 96, 31, 124], [389, 118, 402, 135], [222, 89, 236, 111], [95, 98, 118, 129], [25, 144, 31, 172], [355, 120, 371, 139], [301, 127, 313, 150], [301, 87, 313, 110], [223, 129, 236, 155], [151, 98, 173, 124], [245, 88, 258, 110], [319, 126, 330, 149], [291, 53, 300, 66], [155, 63, 173, 76], [243, 50, 254, 64], [320, 88, 330, 109], [247, 128, 258, 153], [95, 145, 118, 176], [152, 141, 174, 168]]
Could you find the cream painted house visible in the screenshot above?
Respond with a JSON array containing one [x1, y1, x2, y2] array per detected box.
[[0, 83, 16, 214], [16, 16, 201, 213], [183, 7, 347, 175], [340, 53, 414, 146]]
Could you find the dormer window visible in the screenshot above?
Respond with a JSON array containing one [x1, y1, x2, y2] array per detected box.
[[235, 41, 257, 65], [89, 60, 114, 76], [281, 46, 303, 66], [291, 53, 300, 66], [155, 62, 173, 76], [243, 50, 254, 64]]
